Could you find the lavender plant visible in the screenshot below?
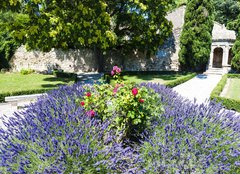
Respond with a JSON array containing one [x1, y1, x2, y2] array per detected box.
[[0, 82, 239, 173], [0, 84, 133, 173], [138, 83, 240, 173]]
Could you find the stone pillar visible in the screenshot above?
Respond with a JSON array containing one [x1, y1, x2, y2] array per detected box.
[[223, 46, 229, 67], [208, 46, 215, 68]]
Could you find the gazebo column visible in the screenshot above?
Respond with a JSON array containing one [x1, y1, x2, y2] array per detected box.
[[208, 46, 215, 68], [222, 46, 229, 67]]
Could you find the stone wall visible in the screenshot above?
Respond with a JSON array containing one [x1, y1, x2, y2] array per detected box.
[[11, 46, 98, 73], [11, 6, 186, 73]]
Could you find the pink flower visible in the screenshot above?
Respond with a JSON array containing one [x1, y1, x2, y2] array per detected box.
[[86, 92, 91, 97], [113, 66, 118, 71], [132, 88, 138, 96], [80, 101, 85, 106], [139, 99, 144, 103], [111, 70, 115, 76], [116, 67, 121, 73], [87, 110, 95, 117]]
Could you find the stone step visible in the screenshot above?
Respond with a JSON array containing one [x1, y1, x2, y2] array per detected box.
[[5, 93, 46, 103], [204, 68, 224, 75]]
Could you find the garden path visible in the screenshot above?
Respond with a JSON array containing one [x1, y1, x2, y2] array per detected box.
[[173, 74, 222, 104]]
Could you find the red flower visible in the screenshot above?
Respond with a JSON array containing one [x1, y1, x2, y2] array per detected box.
[[80, 101, 85, 106], [139, 99, 144, 103], [87, 110, 95, 117], [132, 88, 138, 96], [86, 92, 91, 97]]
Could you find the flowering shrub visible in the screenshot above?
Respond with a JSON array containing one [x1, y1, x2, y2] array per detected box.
[[78, 83, 163, 141], [0, 82, 239, 173], [111, 65, 122, 84]]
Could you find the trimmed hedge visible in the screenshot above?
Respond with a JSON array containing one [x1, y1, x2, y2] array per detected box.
[[210, 74, 240, 112], [165, 73, 196, 88], [53, 70, 78, 82], [104, 71, 196, 88]]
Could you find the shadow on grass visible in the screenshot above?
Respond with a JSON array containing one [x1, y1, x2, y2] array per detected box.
[[122, 74, 182, 82], [41, 83, 64, 88]]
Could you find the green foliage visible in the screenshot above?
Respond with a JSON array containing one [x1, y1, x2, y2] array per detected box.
[[179, 0, 214, 71], [78, 83, 163, 142], [0, 11, 26, 69], [53, 70, 77, 82], [20, 68, 35, 75], [232, 23, 240, 72], [210, 74, 240, 112], [2, 1, 172, 57], [213, 0, 240, 31]]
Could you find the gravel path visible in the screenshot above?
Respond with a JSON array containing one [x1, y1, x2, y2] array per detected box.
[[173, 74, 222, 104]]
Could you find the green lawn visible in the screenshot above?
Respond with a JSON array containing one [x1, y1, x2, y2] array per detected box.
[[0, 73, 74, 101], [224, 78, 240, 100], [110, 72, 196, 85]]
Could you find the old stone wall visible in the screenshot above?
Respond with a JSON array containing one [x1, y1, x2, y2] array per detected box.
[[11, 46, 98, 73], [11, 6, 186, 73]]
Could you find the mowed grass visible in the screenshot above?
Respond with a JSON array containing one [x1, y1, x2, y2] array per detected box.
[[110, 72, 195, 85], [224, 78, 240, 100], [0, 73, 74, 94]]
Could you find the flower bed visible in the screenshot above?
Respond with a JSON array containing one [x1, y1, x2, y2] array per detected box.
[[1, 66, 240, 173]]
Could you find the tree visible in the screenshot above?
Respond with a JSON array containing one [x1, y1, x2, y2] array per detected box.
[[231, 15, 240, 72], [213, 0, 240, 31], [179, 0, 214, 71], [1, 0, 173, 72], [0, 11, 27, 69]]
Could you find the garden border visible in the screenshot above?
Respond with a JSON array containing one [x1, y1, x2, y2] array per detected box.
[[210, 74, 240, 112], [104, 71, 196, 88]]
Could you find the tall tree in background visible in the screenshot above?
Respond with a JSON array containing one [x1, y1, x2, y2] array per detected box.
[[0, 11, 28, 69], [213, 0, 240, 31], [179, 0, 214, 71], [1, 0, 173, 72], [231, 14, 240, 72]]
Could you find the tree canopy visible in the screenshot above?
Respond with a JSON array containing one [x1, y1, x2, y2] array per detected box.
[[179, 0, 214, 71], [1, 1, 173, 54], [213, 0, 240, 31]]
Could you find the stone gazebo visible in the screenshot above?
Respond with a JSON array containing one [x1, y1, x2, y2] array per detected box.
[[207, 22, 236, 74]]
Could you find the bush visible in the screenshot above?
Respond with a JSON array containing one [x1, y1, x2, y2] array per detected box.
[[0, 83, 239, 173], [210, 74, 240, 112], [20, 68, 35, 75], [78, 83, 163, 142], [53, 70, 77, 82]]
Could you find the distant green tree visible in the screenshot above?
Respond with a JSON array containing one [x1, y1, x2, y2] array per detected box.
[[231, 15, 240, 72], [213, 0, 240, 31], [0, 11, 28, 69], [179, 0, 214, 71], [1, 0, 173, 72]]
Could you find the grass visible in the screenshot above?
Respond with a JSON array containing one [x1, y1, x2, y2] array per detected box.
[[224, 78, 240, 100], [0, 73, 74, 101], [110, 72, 195, 85]]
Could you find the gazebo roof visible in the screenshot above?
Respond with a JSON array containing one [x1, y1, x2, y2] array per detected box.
[[212, 22, 236, 41]]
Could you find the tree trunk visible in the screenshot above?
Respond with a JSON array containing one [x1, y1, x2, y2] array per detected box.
[[94, 47, 104, 72]]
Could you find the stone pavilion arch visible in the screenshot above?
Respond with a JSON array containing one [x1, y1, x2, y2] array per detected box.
[[212, 47, 223, 68], [206, 22, 236, 74]]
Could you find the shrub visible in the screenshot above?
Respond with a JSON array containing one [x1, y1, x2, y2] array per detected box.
[[179, 0, 214, 71], [78, 83, 163, 142], [20, 68, 35, 75], [210, 74, 240, 112], [0, 83, 239, 173], [53, 70, 77, 82]]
